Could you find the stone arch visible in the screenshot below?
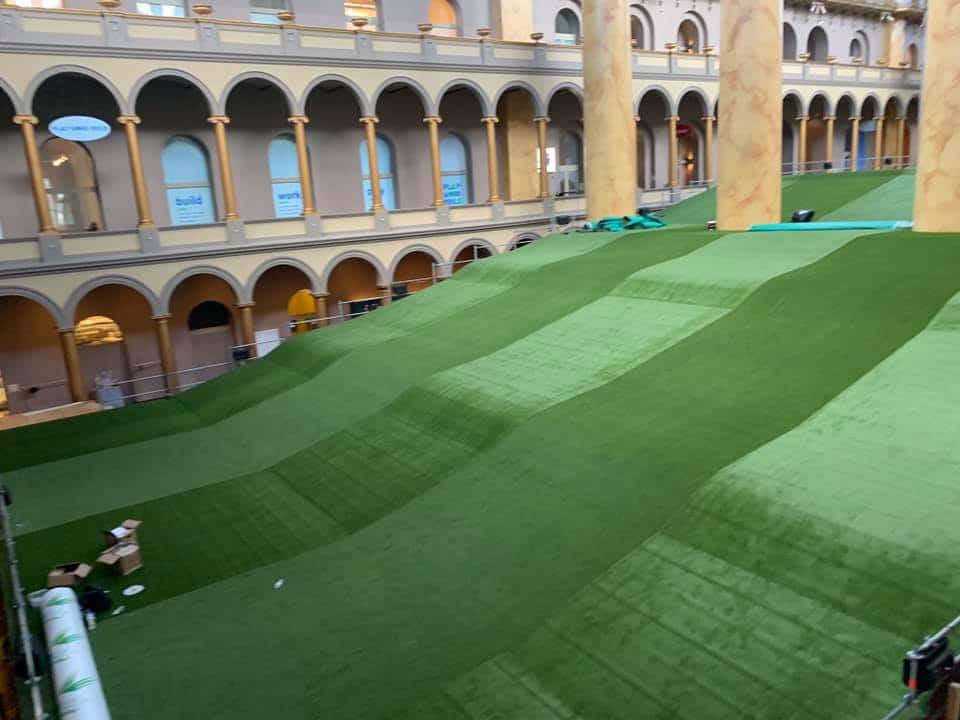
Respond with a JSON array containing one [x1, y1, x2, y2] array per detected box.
[[435, 79, 494, 117], [782, 90, 804, 117], [130, 68, 217, 116], [160, 266, 245, 312], [371, 76, 433, 117], [883, 95, 904, 117], [673, 87, 710, 116], [678, 11, 707, 52], [319, 250, 388, 293], [65, 275, 162, 324], [860, 93, 882, 119], [783, 22, 798, 60], [806, 26, 829, 62], [387, 244, 445, 282], [245, 257, 322, 300], [27, 65, 127, 114], [806, 92, 830, 116], [629, 4, 654, 50], [833, 93, 857, 117], [0, 287, 67, 329], [0, 78, 25, 115], [545, 82, 584, 111], [636, 85, 673, 115], [220, 71, 298, 116], [299, 74, 371, 116], [449, 237, 498, 263], [507, 231, 541, 251], [493, 81, 547, 118]]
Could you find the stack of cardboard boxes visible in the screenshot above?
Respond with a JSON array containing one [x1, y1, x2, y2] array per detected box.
[[45, 519, 144, 588]]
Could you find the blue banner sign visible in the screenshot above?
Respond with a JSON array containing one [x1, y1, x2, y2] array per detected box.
[[272, 182, 303, 218], [167, 187, 215, 225], [49, 116, 111, 142]]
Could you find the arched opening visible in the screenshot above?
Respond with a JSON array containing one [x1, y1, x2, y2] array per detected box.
[[438, 84, 487, 204], [677, 92, 708, 186], [32, 72, 123, 231], [637, 89, 671, 188], [135, 76, 217, 227], [509, 235, 536, 251], [429, 0, 460, 37], [555, 8, 580, 45], [495, 87, 540, 201], [344, 0, 379, 30], [250, 0, 290, 23], [40, 138, 104, 232], [169, 274, 238, 385], [783, 23, 797, 60], [268, 134, 305, 218], [0, 88, 28, 239], [881, 98, 901, 169], [835, 95, 856, 171], [907, 43, 919, 69], [547, 88, 584, 196], [452, 243, 493, 273], [392, 251, 437, 297], [807, 27, 829, 62], [629, 6, 653, 49], [630, 16, 643, 48], [807, 95, 830, 172], [851, 31, 870, 64], [905, 97, 919, 166], [373, 83, 429, 210], [858, 96, 881, 171], [677, 19, 700, 54], [303, 79, 365, 214], [74, 283, 162, 403], [0, 295, 69, 414], [162, 136, 216, 225], [440, 135, 472, 205], [252, 265, 314, 343], [782, 95, 803, 175], [359, 135, 396, 211], [849, 38, 863, 62], [327, 257, 381, 320]]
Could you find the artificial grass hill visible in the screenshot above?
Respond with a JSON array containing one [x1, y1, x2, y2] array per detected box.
[[4, 170, 957, 720]]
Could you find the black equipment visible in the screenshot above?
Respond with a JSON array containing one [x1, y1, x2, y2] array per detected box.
[[791, 209, 816, 223]]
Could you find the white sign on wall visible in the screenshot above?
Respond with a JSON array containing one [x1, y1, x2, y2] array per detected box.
[[272, 182, 304, 218], [49, 116, 111, 142], [167, 187, 215, 225]]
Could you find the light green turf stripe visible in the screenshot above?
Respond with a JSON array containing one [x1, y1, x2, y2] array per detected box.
[[823, 172, 916, 222], [425, 231, 862, 416]]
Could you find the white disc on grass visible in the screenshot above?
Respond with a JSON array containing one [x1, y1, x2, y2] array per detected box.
[[122, 584, 145, 597]]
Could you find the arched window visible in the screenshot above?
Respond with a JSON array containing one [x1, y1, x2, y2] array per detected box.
[[250, 0, 289, 23], [440, 135, 471, 206], [807, 27, 828, 62], [630, 15, 643, 48], [359, 135, 396, 211], [135, 0, 185, 16], [554, 9, 580, 45], [429, 0, 459, 36], [783, 23, 797, 60], [268, 134, 304, 218], [849, 38, 862, 61], [907, 43, 919, 69], [557, 130, 583, 195], [344, 0, 378, 29], [851, 31, 870, 64], [162, 136, 216, 226], [677, 19, 700, 53], [40, 138, 104, 232], [188, 301, 231, 331]]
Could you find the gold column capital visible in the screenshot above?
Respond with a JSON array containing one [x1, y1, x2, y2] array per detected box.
[[666, 115, 679, 122], [480, 116, 499, 125], [207, 115, 231, 125], [12, 114, 38, 126], [311, 291, 330, 299], [850, 116, 861, 122], [533, 116, 551, 125], [824, 116, 837, 121], [797, 115, 809, 121], [422, 115, 442, 125], [117, 114, 141, 125], [287, 115, 309, 125], [359, 116, 379, 126], [151, 314, 172, 321], [235, 302, 256, 310], [701, 116, 715, 123]]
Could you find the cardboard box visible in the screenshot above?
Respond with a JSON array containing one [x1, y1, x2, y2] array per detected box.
[[97, 543, 142, 576], [103, 519, 142, 548], [47, 562, 92, 589]]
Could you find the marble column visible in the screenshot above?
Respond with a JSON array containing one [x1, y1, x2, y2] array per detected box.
[[702, 116, 715, 185], [118, 115, 154, 227], [424, 116, 444, 207], [717, 0, 781, 230], [797, 116, 808, 175], [582, 0, 637, 218], [58, 330, 86, 403], [849, 117, 861, 172], [207, 116, 239, 220], [152, 315, 179, 395], [481, 117, 500, 202], [312, 292, 329, 327], [237, 304, 256, 358], [667, 116, 679, 188], [825, 116, 836, 170], [359, 117, 383, 211], [288, 115, 317, 216], [534, 116, 550, 199], [873, 116, 885, 170], [914, 0, 960, 231], [895, 116, 906, 168], [13, 115, 55, 234]]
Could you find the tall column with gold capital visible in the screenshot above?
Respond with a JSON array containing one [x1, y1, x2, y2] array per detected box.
[[849, 117, 861, 172], [717, 0, 781, 230], [667, 116, 679, 188], [534, 116, 550, 199], [58, 330, 86, 403], [117, 115, 154, 227], [582, 0, 636, 218], [236, 303, 256, 358], [873, 116, 885, 171], [424, 116, 444, 207], [702, 116, 715, 185], [895, 116, 906, 169], [914, 0, 960, 231], [359, 117, 383, 211], [288, 116, 317, 216], [13, 115, 55, 234], [480, 117, 500, 202], [797, 116, 809, 175], [207, 116, 239, 220], [824, 116, 836, 170], [152, 315, 179, 394]]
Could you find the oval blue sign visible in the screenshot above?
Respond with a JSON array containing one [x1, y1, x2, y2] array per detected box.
[[48, 116, 111, 142]]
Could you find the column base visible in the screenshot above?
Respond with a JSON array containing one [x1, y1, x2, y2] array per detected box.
[[226, 219, 246, 243], [304, 212, 322, 238], [491, 201, 506, 221], [38, 232, 63, 263], [138, 224, 161, 253], [374, 209, 390, 232], [435, 205, 450, 225]]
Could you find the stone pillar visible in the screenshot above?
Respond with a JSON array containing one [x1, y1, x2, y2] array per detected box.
[[849, 117, 861, 172], [914, 0, 960, 232], [534, 116, 550, 199], [667, 116, 679, 188], [582, 0, 636, 218], [117, 115, 154, 227], [378, 285, 392, 306], [13, 115, 55, 234], [288, 115, 317, 216], [152, 315, 179, 394], [481, 116, 500, 202], [312, 292, 329, 327], [895, 116, 906, 168], [424, 116, 444, 207], [873, 116, 885, 170], [359, 116, 383, 211], [717, 0, 781, 230], [888, 17, 907, 68], [825, 116, 836, 170], [58, 330, 86, 403], [237, 303, 256, 358], [796, 116, 808, 175], [207, 116, 239, 220], [702, 116, 715, 185]]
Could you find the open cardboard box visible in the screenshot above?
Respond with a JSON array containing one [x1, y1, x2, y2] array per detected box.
[[103, 519, 142, 548], [97, 543, 142, 576], [47, 562, 92, 588]]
